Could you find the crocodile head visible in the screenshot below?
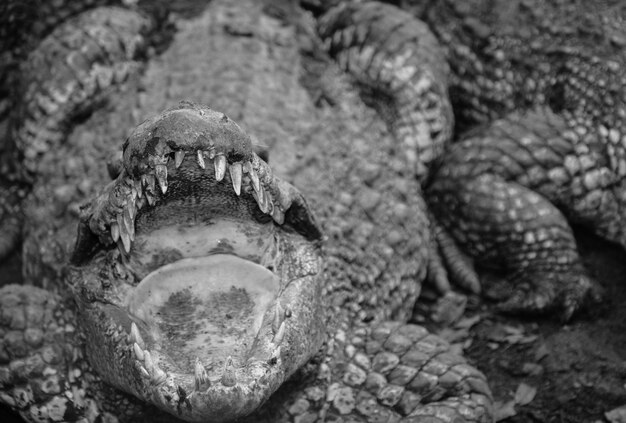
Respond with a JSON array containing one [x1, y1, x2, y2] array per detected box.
[[67, 102, 324, 422]]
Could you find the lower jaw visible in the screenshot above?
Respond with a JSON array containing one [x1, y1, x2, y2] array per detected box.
[[81, 253, 290, 421], [126, 254, 282, 378], [73, 221, 324, 421]]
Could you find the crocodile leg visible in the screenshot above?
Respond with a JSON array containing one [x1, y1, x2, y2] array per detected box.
[[247, 322, 492, 422], [428, 108, 609, 318]]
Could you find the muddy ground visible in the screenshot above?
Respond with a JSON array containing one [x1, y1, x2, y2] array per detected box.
[[2, 228, 626, 423], [420, 227, 626, 423], [483, 227, 626, 423]]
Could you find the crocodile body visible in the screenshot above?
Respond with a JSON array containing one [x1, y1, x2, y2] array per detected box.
[[0, 0, 169, 262], [0, 1, 492, 422], [417, 0, 626, 316]]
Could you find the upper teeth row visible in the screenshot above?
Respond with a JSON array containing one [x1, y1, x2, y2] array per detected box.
[[110, 149, 285, 254]]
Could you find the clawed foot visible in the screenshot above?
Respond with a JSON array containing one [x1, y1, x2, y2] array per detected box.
[[429, 224, 603, 321], [482, 270, 603, 321]]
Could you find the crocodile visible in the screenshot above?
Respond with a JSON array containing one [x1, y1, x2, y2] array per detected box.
[[392, 0, 626, 318], [0, 1, 492, 422]]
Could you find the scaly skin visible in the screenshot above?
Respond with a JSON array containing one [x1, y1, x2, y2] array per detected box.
[[67, 101, 327, 422], [314, 1, 465, 294], [0, 1, 492, 423], [0, 5, 156, 266], [317, 1, 454, 179], [0, 0, 173, 262], [417, 0, 626, 317]]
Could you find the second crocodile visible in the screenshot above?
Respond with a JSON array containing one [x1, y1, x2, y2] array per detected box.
[[415, 0, 626, 318]]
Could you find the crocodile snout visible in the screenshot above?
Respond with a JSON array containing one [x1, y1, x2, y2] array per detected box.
[[68, 102, 325, 422]]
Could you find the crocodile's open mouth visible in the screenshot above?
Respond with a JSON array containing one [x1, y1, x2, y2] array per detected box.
[[68, 102, 324, 422]]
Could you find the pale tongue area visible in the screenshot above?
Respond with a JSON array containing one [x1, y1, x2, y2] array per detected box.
[[126, 254, 278, 373]]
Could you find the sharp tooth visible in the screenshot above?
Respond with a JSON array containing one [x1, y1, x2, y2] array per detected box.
[[270, 346, 281, 362], [229, 162, 242, 195], [123, 207, 134, 242], [130, 185, 138, 202], [194, 358, 209, 391], [146, 192, 156, 206], [118, 213, 131, 253], [258, 186, 267, 212], [110, 222, 120, 242], [139, 349, 167, 386], [266, 195, 274, 215], [127, 185, 137, 215], [272, 321, 286, 345], [214, 155, 226, 181], [155, 165, 168, 194], [197, 150, 205, 169], [208, 148, 216, 159], [140, 366, 150, 379], [132, 179, 142, 197], [252, 187, 269, 214], [129, 322, 138, 343], [272, 304, 284, 334], [175, 151, 186, 168], [117, 211, 124, 231], [271, 207, 285, 224], [120, 232, 131, 253], [130, 322, 144, 348], [133, 343, 145, 361], [143, 350, 154, 374], [143, 174, 156, 194], [221, 357, 236, 387], [259, 187, 270, 214], [136, 196, 146, 210], [127, 199, 136, 221], [152, 367, 167, 385], [248, 165, 260, 193]]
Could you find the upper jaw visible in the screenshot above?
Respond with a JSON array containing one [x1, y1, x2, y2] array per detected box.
[[72, 101, 321, 262], [67, 102, 325, 421]]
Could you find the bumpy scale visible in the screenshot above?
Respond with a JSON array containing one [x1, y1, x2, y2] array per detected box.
[[421, 0, 626, 318], [0, 1, 493, 422], [317, 1, 453, 179]]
